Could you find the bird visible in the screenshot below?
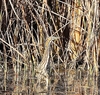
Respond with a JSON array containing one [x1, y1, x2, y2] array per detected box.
[[34, 36, 59, 95]]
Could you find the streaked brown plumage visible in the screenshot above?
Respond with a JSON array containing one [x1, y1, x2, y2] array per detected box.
[[34, 36, 59, 95]]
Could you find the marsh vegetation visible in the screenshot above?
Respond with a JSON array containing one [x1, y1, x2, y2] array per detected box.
[[0, 0, 100, 95]]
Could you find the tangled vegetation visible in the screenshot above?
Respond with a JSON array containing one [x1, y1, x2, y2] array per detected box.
[[0, 0, 100, 95]]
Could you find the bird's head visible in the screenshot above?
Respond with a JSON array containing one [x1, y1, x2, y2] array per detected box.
[[47, 36, 60, 41], [45, 36, 60, 47]]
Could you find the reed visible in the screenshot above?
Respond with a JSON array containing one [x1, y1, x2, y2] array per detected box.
[[0, 0, 99, 95]]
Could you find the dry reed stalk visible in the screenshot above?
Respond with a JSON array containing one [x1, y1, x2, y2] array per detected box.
[[42, 0, 47, 15], [68, 0, 82, 61]]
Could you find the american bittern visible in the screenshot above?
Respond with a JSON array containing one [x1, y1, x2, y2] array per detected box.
[[34, 36, 59, 95]]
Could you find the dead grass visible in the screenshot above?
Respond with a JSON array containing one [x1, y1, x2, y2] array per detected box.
[[0, 0, 99, 95]]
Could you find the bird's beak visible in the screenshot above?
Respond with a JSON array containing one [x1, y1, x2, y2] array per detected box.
[[52, 36, 60, 40]]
